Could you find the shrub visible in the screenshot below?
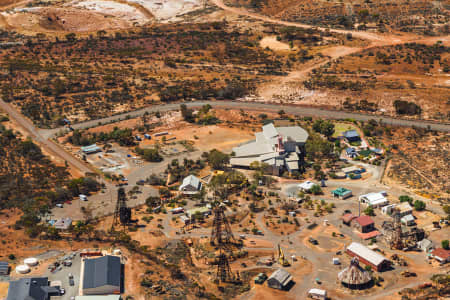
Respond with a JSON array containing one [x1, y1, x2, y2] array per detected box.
[[413, 200, 426, 211]]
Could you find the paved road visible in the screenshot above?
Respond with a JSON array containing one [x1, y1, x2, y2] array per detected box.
[[0, 98, 95, 175], [41, 101, 450, 141]]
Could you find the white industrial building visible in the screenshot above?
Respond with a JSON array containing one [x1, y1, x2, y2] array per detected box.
[[230, 123, 308, 175], [298, 180, 316, 192], [417, 239, 433, 252], [179, 175, 202, 194], [359, 192, 389, 208]]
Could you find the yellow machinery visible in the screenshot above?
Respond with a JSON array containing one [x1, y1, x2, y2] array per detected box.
[[278, 244, 290, 267]]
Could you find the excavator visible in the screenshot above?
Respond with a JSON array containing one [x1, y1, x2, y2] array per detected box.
[[278, 244, 291, 267]]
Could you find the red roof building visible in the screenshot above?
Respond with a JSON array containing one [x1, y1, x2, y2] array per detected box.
[[354, 216, 375, 233], [342, 214, 356, 225], [431, 248, 450, 263]]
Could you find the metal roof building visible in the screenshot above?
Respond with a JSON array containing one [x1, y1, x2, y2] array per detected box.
[[343, 130, 360, 141], [81, 144, 101, 154], [332, 187, 352, 199], [82, 255, 121, 295], [179, 175, 202, 194], [0, 261, 9, 275], [230, 123, 308, 175], [267, 269, 293, 290], [7, 277, 60, 300], [346, 242, 391, 272]]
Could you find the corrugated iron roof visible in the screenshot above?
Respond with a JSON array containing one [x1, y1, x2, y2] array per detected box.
[[347, 242, 388, 266]]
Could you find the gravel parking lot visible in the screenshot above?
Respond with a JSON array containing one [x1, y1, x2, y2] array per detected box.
[[45, 252, 81, 300]]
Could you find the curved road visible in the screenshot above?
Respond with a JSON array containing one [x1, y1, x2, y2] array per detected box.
[[42, 101, 450, 140], [2, 98, 449, 177]]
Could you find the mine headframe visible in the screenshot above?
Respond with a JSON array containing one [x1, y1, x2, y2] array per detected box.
[[112, 187, 131, 230], [210, 204, 240, 248]]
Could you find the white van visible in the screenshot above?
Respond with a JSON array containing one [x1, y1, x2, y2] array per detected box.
[[79, 194, 88, 201]]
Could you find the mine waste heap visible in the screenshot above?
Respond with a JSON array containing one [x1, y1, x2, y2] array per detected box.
[[338, 258, 372, 289]]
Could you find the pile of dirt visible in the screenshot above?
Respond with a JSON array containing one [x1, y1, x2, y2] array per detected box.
[[38, 7, 129, 32]]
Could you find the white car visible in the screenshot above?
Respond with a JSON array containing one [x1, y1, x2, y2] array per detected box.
[[60, 288, 65, 295], [79, 194, 88, 201]]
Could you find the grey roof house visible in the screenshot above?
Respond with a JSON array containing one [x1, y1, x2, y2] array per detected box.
[[82, 255, 121, 295], [7, 277, 60, 300], [267, 269, 293, 290], [179, 175, 202, 194], [343, 130, 360, 142], [230, 123, 308, 175]]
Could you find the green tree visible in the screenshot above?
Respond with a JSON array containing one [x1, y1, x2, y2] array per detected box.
[[413, 200, 426, 211], [441, 240, 449, 250], [180, 104, 194, 122], [320, 121, 335, 138], [310, 184, 322, 195], [399, 195, 413, 204], [443, 205, 450, 215], [206, 149, 229, 170], [364, 206, 375, 216]]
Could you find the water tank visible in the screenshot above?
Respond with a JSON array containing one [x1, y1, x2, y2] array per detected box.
[[113, 249, 122, 255], [24, 257, 38, 266], [16, 265, 30, 274]]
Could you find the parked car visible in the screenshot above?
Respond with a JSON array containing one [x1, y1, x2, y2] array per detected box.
[[60, 288, 65, 295], [56, 204, 63, 208], [254, 273, 267, 284], [308, 237, 319, 245], [63, 260, 72, 267]]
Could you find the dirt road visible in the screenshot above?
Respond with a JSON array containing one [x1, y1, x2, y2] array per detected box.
[[0, 98, 94, 175], [210, 0, 450, 47]]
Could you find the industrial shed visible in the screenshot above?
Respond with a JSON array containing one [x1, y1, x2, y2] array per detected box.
[[346, 242, 391, 272], [179, 175, 202, 194], [267, 269, 293, 290], [82, 255, 121, 295], [7, 277, 60, 300], [0, 261, 9, 275]]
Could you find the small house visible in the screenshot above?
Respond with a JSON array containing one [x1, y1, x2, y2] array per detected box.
[[381, 204, 396, 215], [308, 288, 326, 299], [179, 215, 190, 225], [332, 187, 352, 199], [267, 269, 293, 290], [179, 175, 202, 194], [354, 216, 375, 233], [342, 213, 356, 226], [431, 248, 450, 264], [397, 202, 413, 217], [417, 239, 433, 253], [53, 217, 72, 230], [401, 214, 415, 226], [343, 130, 360, 142], [298, 181, 316, 192], [345, 147, 357, 158], [186, 206, 211, 219], [81, 144, 101, 154]]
